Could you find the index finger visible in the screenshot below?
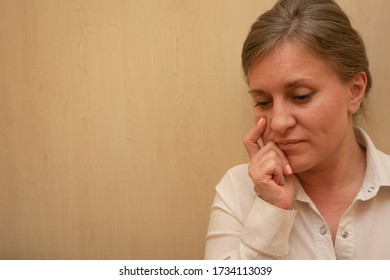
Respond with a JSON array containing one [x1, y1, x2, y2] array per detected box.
[[243, 117, 266, 158]]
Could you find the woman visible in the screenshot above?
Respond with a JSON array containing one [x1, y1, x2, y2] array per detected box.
[[205, 0, 390, 259]]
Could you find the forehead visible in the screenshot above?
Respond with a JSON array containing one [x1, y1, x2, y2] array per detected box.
[[248, 42, 335, 89]]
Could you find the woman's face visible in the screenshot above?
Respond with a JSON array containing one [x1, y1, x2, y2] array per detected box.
[[248, 42, 365, 173]]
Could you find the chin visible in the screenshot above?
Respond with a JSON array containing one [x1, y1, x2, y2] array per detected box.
[[287, 156, 314, 174]]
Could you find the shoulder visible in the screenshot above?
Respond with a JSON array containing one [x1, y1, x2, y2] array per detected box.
[[224, 163, 249, 178], [375, 150, 390, 183], [356, 127, 390, 164], [376, 149, 390, 164], [356, 127, 390, 186], [215, 163, 256, 199], [217, 163, 251, 187]]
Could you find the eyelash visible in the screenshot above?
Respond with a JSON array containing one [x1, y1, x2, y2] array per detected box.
[[254, 101, 272, 109], [254, 93, 313, 109], [293, 94, 313, 103]]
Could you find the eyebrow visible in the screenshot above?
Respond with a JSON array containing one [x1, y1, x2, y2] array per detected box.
[[248, 88, 267, 95], [248, 78, 313, 95]]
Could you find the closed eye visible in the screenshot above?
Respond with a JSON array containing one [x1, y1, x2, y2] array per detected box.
[[292, 94, 313, 104], [254, 101, 272, 109]]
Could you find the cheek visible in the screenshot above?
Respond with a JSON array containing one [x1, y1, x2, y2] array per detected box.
[[252, 108, 264, 124], [295, 102, 348, 141], [310, 99, 347, 125], [252, 110, 272, 143]]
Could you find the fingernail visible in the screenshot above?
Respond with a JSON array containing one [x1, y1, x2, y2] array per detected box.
[[257, 117, 264, 125], [286, 164, 293, 175]]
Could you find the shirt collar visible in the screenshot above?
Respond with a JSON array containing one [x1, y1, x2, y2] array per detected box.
[[294, 127, 390, 202], [355, 127, 390, 200]]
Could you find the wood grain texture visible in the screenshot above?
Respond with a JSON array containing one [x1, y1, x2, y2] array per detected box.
[[338, 1, 390, 153], [0, 0, 389, 259]]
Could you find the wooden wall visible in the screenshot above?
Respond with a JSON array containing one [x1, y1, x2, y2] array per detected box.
[[0, 0, 389, 259]]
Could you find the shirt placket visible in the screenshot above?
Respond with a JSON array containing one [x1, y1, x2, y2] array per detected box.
[[334, 203, 356, 259], [312, 211, 336, 259]]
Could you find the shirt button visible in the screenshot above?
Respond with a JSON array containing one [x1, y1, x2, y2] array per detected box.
[[319, 226, 327, 235], [341, 231, 349, 239], [367, 186, 375, 193]]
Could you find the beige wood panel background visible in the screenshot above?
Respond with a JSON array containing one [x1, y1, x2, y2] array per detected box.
[[0, 0, 389, 260]]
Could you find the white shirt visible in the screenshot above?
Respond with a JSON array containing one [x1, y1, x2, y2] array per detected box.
[[204, 128, 390, 259]]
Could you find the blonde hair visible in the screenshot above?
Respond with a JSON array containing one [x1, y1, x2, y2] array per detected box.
[[242, 0, 372, 116]]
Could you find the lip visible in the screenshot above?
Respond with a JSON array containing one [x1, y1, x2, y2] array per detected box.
[[276, 140, 305, 151]]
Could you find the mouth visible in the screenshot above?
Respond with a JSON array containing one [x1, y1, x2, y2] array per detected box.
[[276, 140, 305, 151]]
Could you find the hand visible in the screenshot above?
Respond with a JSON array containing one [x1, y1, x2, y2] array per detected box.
[[243, 118, 296, 210]]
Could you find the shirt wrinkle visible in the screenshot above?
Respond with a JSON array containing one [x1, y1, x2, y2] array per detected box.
[[205, 127, 390, 260]]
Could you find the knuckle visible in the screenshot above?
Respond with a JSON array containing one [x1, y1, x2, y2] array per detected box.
[[267, 149, 278, 158], [248, 167, 261, 182]]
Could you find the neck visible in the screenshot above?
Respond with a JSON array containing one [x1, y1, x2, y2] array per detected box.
[[297, 128, 366, 194]]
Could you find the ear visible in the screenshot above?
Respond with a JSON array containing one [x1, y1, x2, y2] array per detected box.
[[348, 72, 367, 114]]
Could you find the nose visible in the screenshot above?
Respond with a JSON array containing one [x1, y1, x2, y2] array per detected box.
[[269, 100, 296, 134]]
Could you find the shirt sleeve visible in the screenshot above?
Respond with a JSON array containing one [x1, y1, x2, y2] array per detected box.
[[204, 165, 297, 260]]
